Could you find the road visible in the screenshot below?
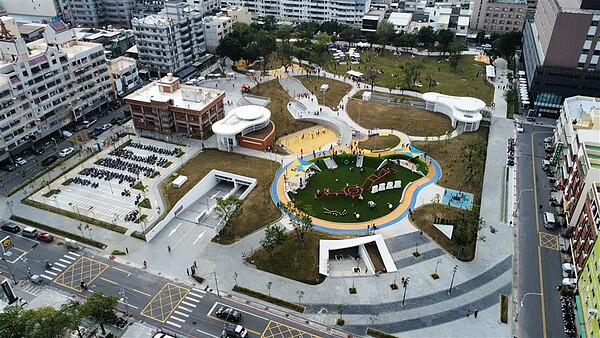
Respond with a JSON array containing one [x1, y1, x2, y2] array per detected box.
[[516, 123, 565, 337], [0, 231, 334, 338]]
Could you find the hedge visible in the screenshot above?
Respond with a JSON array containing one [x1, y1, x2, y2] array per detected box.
[[367, 328, 397, 338], [10, 215, 107, 249], [232, 285, 305, 313]]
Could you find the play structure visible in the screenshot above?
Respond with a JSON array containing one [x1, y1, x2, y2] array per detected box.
[[314, 166, 398, 200]]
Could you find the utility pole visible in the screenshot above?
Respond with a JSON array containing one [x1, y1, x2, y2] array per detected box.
[[448, 265, 458, 295], [213, 271, 220, 297]]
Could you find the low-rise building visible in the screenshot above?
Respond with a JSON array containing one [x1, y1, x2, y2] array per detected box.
[[388, 12, 413, 33], [204, 15, 233, 53], [75, 28, 136, 60], [0, 18, 113, 162], [108, 56, 141, 97], [362, 10, 385, 32], [124, 74, 225, 139], [221, 6, 252, 24]]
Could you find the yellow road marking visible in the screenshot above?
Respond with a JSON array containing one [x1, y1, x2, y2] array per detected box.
[[261, 320, 319, 338], [132, 288, 152, 297], [140, 283, 189, 322]]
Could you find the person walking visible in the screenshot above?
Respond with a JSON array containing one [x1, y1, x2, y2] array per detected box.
[[167, 245, 171, 253], [193, 261, 197, 268], [474, 309, 478, 318], [186, 268, 189, 276], [143, 261, 147, 269], [466, 309, 471, 317]]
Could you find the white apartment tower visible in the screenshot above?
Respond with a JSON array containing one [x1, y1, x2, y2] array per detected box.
[[0, 18, 113, 161], [132, 1, 206, 76], [224, 0, 372, 27]]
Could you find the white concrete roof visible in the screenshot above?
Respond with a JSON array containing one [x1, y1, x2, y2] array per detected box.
[[457, 15, 469, 26], [388, 12, 412, 26], [212, 105, 271, 136], [319, 234, 397, 276], [423, 92, 485, 124]]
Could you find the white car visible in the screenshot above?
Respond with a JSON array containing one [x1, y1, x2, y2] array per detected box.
[[562, 263, 574, 272], [15, 157, 27, 165], [562, 278, 577, 288], [82, 119, 97, 129], [101, 124, 112, 131], [59, 147, 75, 157], [516, 124, 524, 133]]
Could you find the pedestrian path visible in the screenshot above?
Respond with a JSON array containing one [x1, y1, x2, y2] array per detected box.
[[165, 288, 205, 329], [39, 251, 80, 282]]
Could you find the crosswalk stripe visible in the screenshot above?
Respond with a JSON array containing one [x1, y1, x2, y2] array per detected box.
[[51, 267, 62, 272], [68, 252, 81, 257], [178, 306, 192, 312], [64, 255, 78, 260], [59, 259, 71, 264], [44, 270, 57, 276], [40, 275, 53, 281], [54, 262, 67, 268], [169, 316, 185, 323], [166, 321, 182, 328], [181, 301, 196, 308], [185, 296, 201, 303], [188, 292, 204, 299], [174, 310, 189, 317], [193, 288, 207, 294]]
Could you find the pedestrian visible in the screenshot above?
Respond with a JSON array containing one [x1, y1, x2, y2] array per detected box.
[[186, 268, 189, 276], [143, 260, 147, 269], [191, 266, 195, 275], [167, 245, 171, 252], [539, 204, 542, 210], [474, 309, 478, 318], [193, 261, 197, 268], [466, 309, 471, 317], [125, 247, 129, 254]]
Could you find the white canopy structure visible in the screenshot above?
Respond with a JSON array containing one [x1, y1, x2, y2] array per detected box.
[[423, 92, 486, 132]]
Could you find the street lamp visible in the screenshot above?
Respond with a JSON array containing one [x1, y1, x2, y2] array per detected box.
[[514, 292, 542, 322], [6, 200, 14, 216], [448, 265, 458, 295], [401, 276, 410, 306], [120, 273, 132, 316]]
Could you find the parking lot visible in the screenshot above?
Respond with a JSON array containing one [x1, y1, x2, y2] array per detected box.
[[27, 137, 190, 229]]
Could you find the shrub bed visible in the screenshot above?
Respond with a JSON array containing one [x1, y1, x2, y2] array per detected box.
[[232, 285, 305, 313], [10, 215, 107, 249], [367, 328, 397, 338]]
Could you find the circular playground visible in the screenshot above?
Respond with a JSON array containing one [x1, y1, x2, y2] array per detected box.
[[284, 152, 428, 223]]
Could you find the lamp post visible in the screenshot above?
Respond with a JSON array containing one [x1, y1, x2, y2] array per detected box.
[[6, 200, 14, 216], [119, 273, 132, 316], [514, 292, 543, 322], [213, 271, 220, 297], [448, 265, 458, 295], [401, 276, 410, 306]]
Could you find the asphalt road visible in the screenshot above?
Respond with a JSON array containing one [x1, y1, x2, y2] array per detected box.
[[0, 231, 335, 338], [516, 123, 565, 338]]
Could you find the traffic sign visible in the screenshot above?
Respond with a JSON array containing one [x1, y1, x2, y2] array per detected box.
[[1, 236, 13, 253]]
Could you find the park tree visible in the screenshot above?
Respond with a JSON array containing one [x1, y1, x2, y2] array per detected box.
[[297, 21, 319, 39], [436, 29, 455, 55], [385, 74, 402, 93], [365, 67, 384, 92], [475, 31, 488, 44], [0, 306, 28, 338], [417, 26, 435, 49], [460, 140, 486, 185], [503, 84, 519, 116], [291, 210, 313, 247], [400, 62, 424, 90], [260, 224, 286, 258], [314, 32, 332, 45], [275, 45, 295, 73], [452, 207, 484, 259], [393, 32, 417, 51], [319, 20, 347, 36], [260, 15, 278, 33], [338, 27, 359, 44], [246, 30, 277, 73], [79, 291, 118, 335], [21, 306, 73, 338], [448, 39, 465, 70], [216, 35, 244, 61], [364, 31, 378, 48], [491, 31, 523, 61], [276, 25, 294, 46], [214, 195, 243, 235], [376, 21, 397, 55]]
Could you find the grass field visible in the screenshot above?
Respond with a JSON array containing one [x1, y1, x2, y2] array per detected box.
[[251, 79, 314, 140], [357, 134, 400, 151], [325, 53, 494, 103], [347, 99, 452, 137], [250, 230, 346, 284], [294, 76, 352, 109], [292, 153, 424, 222], [161, 149, 280, 244]]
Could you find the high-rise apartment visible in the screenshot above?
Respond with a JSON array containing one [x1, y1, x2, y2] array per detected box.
[[0, 18, 113, 162], [470, 0, 528, 33], [223, 0, 372, 27], [522, 0, 600, 116], [132, 1, 206, 77]]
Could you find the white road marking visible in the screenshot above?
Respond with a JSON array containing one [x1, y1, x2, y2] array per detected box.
[[210, 192, 220, 199], [174, 310, 189, 317], [181, 300, 196, 307], [196, 329, 219, 338], [64, 254, 78, 260], [185, 296, 201, 303], [193, 231, 206, 245], [40, 275, 54, 281], [193, 288, 207, 294], [51, 267, 62, 272], [54, 262, 67, 268], [207, 302, 219, 316], [59, 259, 71, 264], [118, 301, 139, 309], [168, 222, 182, 237], [44, 270, 57, 276], [111, 267, 129, 274], [169, 316, 185, 323], [178, 306, 192, 313], [166, 321, 181, 328], [188, 291, 204, 298], [68, 252, 81, 256]]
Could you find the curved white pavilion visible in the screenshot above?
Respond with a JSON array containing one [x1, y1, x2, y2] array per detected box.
[[212, 105, 272, 152], [422, 92, 486, 132]]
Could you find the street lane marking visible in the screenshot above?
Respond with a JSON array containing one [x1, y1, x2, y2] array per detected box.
[[193, 288, 206, 294], [55, 262, 67, 268], [118, 300, 139, 309], [178, 306, 192, 312], [169, 316, 185, 323], [101, 277, 118, 285], [261, 320, 320, 338], [44, 270, 57, 276], [51, 267, 62, 272], [188, 291, 204, 298], [174, 310, 189, 317], [68, 252, 81, 257], [165, 321, 181, 328], [173, 223, 195, 249], [132, 288, 152, 297], [64, 254, 78, 260], [168, 223, 182, 237], [41, 275, 53, 281], [181, 300, 196, 307], [185, 296, 201, 303], [140, 283, 190, 322], [53, 256, 109, 293], [59, 258, 71, 264], [196, 329, 218, 338], [539, 232, 559, 250], [193, 230, 206, 245], [111, 267, 130, 274]]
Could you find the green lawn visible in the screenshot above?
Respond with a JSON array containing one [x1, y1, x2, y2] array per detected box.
[[357, 134, 400, 151], [294, 76, 352, 109], [292, 153, 424, 222], [325, 53, 493, 103]]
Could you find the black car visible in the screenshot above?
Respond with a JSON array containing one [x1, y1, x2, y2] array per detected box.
[[216, 306, 242, 322], [41, 155, 59, 166], [110, 117, 123, 125], [34, 147, 45, 155], [1, 222, 21, 233], [1, 163, 16, 172]]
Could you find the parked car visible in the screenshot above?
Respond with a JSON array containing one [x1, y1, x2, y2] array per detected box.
[[222, 324, 247, 338], [544, 136, 553, 144], [15, 157, 27, 166], [88, 129, 102, 138], [59, 147, 75, 157], [1, 222, 21, 233], [1, 163, 16, 172], [516, 123, 524, 133], [41, 155, 59, 166], [36, 232, 54, 243], [34, 147, 45, 155], [215, 306, 242, 322], [562, 278, 577, 288], [101, 123, 112, 131], [82, 119, 97, 129], [110, 117, 123, 125]]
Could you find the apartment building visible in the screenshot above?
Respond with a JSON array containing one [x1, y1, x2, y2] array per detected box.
[[224, 0, 372, 28], [132, 1, 206, 77], [0, 0, 64, 23], [124, 74, 225, 139], [107, 56, 141, 97], [221, 5, 252, 24], [204, 15, 233, 52], [470, 0, 528, 33], [0, 18, 113, 162], [578, 236, 600, 338], [75, 28, 136, 59], [522, 0, 600, 116]]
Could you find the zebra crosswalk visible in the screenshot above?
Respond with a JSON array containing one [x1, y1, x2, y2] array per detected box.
[[165, 288, 206, 328], [39, 251, 80, 281]]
